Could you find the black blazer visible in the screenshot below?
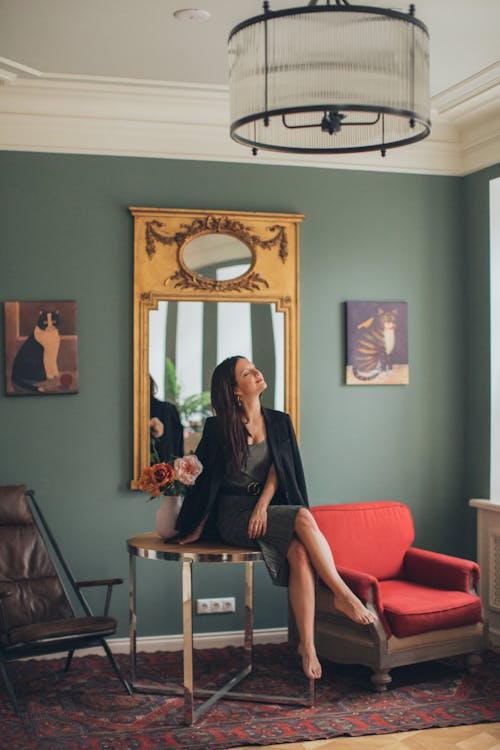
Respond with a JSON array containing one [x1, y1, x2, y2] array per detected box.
[[150, 396, 184, 463], [175, 408, 309, 540]]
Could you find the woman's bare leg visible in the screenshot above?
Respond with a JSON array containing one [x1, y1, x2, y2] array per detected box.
[[287, 538, 322, 679], [293, 508, 375, 625]]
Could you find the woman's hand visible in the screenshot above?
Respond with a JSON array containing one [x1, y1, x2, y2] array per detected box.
[[248, 504, 268, 539], [247, 464, 276, 539], [179, 517, 206, 545]]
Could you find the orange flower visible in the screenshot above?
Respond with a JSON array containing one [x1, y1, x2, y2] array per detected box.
[[151, 462, 175, 486], [137, 466, 160, 495]]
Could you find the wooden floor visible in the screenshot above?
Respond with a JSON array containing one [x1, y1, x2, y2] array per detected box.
[[233, 723, 500, 750]]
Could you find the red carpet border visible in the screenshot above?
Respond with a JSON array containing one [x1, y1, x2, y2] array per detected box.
[[0, 643, 499, 750]]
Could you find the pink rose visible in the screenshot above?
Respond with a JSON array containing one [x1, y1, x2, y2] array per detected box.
[[174, 454, 203, 486]]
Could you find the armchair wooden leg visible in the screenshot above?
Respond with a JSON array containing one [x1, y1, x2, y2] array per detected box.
[[466, 652, 483, 673], [371, 668, 392, 692], [0, 658, 20, 714]]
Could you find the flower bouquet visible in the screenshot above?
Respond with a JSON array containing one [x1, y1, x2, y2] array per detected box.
[[138, 454, 203, 539]]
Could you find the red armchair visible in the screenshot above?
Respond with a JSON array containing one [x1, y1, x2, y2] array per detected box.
[[302, 501, 484, 690]]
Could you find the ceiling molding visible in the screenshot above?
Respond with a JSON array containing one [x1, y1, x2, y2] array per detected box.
[[432, 62, 500, 116], [0, 56, 42, 82], [0, 66, 498, 176], [432, 62, 500, 175]]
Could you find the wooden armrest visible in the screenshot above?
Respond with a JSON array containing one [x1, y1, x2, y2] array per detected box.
[[75, 578, 123, 588]]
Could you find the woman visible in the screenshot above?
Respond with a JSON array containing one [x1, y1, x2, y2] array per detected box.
[[149, 375, 184, 463], [175, 356, 375, 680]]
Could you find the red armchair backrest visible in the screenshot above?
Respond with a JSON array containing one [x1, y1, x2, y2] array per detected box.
[[311, 501, 415, 580]]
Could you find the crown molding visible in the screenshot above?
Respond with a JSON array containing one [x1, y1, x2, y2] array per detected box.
[[0, 56, 42, 82], [0, 63, 498, 176], [432, 61, 500, 175]]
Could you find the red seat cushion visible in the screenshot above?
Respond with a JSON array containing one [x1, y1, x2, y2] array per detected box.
[[379, 580, 482, 637], [312, 502, 415, 580]]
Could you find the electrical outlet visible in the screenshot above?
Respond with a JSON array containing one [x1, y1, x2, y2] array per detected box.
[[195, 597, 236, 614], [220, 597, 236, 613], [196, 598, 212, 614]]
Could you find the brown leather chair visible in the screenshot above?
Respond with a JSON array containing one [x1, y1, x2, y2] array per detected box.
[[0, 485, 131, 712]]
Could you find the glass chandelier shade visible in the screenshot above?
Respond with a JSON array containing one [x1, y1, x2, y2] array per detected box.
[[228, 2, 431, 156]]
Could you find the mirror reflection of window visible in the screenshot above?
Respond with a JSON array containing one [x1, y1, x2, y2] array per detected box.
[[149, 302, 168, 400], [217, 264, 252, 363], [149, 297, 284, 452], [176, 301, 204, 405], [183, 234, 252, 280]]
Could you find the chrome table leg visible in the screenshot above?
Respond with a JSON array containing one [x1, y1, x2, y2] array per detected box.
[[129, 553, 137, 683], [182, 559, 194, 725]]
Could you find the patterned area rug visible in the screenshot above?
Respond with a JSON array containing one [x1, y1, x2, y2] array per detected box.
[[1, 644, 499, 750]]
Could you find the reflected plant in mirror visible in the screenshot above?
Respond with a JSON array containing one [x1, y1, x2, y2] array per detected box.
[[131, 208, 303, 487], [164, 357, 211, 430]]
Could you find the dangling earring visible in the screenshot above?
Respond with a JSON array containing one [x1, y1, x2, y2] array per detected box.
[[236, 395, 242, 408]]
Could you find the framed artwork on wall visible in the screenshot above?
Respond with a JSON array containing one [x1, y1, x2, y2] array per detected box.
[[3, 301, 79, 396], [345, 301, 408, 385]]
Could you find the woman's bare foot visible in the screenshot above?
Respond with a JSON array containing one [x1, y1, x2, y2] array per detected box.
[[334, 591, 376, 625], [298, 643, 322, 679]]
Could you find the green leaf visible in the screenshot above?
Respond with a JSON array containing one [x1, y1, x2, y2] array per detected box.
[[164, 357, 181, 403], [162, 357, 211, 428]]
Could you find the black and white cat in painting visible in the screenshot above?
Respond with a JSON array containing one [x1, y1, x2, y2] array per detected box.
[[12, 310, 61, 393]]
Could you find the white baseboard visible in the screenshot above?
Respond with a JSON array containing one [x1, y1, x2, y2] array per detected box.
[[25, 627, 288, 660], [112, 626, 288, 654]]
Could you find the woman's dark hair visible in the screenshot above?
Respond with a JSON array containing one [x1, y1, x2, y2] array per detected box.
[[211, 356, 248, 473], [149, 375, 158, 397]]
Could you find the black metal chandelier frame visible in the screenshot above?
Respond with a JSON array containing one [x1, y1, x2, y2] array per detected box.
[[228, 0, 431, 156]]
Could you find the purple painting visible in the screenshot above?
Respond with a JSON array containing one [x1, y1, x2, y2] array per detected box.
[[346, 301, 408, 385]]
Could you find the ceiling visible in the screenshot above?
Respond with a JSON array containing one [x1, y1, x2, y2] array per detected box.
[[1, 0, 500, 97], [1, 0, 499, 175]]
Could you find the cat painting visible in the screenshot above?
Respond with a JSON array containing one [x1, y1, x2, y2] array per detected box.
[[352, 307, 398, 380], [11, 310, 61, 393], [346, 301, 408, 385]]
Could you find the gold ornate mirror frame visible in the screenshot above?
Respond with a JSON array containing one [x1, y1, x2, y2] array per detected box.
[[131, 207, 304, 488]]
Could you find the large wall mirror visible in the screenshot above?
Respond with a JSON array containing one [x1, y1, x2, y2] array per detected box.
[[131, 207, 303, 487]]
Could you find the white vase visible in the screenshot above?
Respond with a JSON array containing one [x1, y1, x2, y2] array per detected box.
[[155, 495, 183, 540]]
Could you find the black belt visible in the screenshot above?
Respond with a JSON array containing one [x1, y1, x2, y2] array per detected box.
[[219, 481, 263, 497]]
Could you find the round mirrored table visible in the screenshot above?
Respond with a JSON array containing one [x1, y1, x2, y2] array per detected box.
[[127, 532, 314, 725]]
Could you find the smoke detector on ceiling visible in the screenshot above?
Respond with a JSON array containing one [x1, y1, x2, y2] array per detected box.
[[173, 9, 211, 22]]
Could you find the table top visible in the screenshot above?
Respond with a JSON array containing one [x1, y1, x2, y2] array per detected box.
[[127, 532, 264, 563]]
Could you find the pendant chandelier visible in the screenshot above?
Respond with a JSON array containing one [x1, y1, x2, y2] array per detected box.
[[228, 0, 431, 157]]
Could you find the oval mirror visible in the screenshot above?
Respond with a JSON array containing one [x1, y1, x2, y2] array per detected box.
[[182, 233, 252, 280]]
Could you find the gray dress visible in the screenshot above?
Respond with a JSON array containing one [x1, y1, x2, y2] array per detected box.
[[216, 439, 302, 587]]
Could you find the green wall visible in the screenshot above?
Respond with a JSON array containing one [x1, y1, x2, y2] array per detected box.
[[0, 151, 472, 637]]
